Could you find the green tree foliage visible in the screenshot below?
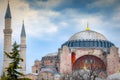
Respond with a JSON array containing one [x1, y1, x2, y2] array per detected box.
[[0, 74, 7, 80], [4, 42, 24, 80]]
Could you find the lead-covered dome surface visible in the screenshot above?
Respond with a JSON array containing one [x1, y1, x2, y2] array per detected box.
[[62, 29, 114, 49], [69, 30, 107, 41]]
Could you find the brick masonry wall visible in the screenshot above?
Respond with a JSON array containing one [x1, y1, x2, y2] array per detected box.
[[107, 46, 120, 75], [59, 46, 110, 75], [60, 46, 72, 74]]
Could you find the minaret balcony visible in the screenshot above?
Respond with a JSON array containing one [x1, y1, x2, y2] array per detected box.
[[4, 29, 12, 34]]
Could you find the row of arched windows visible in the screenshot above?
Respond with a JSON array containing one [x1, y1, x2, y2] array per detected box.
[[62, 40, 114, 48]]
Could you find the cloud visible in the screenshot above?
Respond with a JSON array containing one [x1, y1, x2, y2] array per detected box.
[[0, 0, 61, 73], [0, 0, 62, 42], [112, 6, 120, 22], [87, 0, 118, 8], [0, 0, 30, 43], [23, 9, 61, 39], [56, 9, 104, 30], [59, 21, 68, 27], [50, 8, 120, 45], [25, 0, 64, 9]]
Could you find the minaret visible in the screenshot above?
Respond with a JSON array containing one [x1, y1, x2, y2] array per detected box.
[[3, 2, 12, 74], [20, 21, 26, 74]]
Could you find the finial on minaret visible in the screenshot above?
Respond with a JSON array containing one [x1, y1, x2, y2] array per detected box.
[[5, 0, 11, 19], [86, 22, 90, 31], [21, 20, 26, 37]]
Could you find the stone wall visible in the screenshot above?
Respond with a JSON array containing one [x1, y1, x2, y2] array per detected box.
[[32, 60, 41, 74], [59, 47, 108, 75], [59, 46, 72, 74], [107, 46, 120, 75]]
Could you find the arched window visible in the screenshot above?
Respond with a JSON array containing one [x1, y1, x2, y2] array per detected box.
[[68, 42, 70, 46], [80, 40, 83, 47], [104, 42, 107, 48], [91, 41, 94, 47], [99, 41, 101, 47], [36, 70, 38, 73], [96, 41, 99, 47], [83, 40, 85, 47], [94, 41, 97, 47], [106, 41, 108, 48], [71, 41, 73, 47], [76, 40, 79, 47]]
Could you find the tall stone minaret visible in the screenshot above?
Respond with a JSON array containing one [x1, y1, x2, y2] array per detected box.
[[3, 2, 12, 74], [20, 21, 26, 74]]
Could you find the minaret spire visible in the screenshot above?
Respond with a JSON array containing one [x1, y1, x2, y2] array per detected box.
[[5, 0, 11, 19], [3, 1, 12, 75], [20, 20, 26, 74], [86, 22, 90, 31], [21, 20, 26, 37]]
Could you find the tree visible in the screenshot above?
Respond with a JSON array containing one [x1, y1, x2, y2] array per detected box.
[[62, 64, 106, 80], [0, 74, 7, 80], [4, 42, 24, 80]]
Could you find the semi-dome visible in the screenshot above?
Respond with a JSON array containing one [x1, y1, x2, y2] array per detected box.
[[69, 30, 107, 41], [62, 27, 114, 48]]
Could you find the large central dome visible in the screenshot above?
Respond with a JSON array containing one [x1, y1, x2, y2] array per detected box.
[[62, 27, 114, 48], [69, 30, 107, 41]]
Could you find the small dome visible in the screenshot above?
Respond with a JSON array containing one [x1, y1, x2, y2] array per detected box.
[[69, 30, 107, 41]]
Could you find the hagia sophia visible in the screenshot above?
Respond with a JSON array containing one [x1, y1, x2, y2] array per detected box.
[[29, 26, 120, 80], [1, 1, 120, 80]]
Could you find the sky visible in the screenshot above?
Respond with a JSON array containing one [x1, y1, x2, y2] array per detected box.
[[0, 0, 120, 74]]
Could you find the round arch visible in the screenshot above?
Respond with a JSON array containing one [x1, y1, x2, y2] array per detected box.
[[72, 55, 106, 71]]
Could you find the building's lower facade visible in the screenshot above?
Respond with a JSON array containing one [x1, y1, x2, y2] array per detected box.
[[31, 28, 120, 80]]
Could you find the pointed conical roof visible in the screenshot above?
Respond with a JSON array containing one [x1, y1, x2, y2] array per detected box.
[[5, 2, 11, 19], [21, 21, 26, 37]]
